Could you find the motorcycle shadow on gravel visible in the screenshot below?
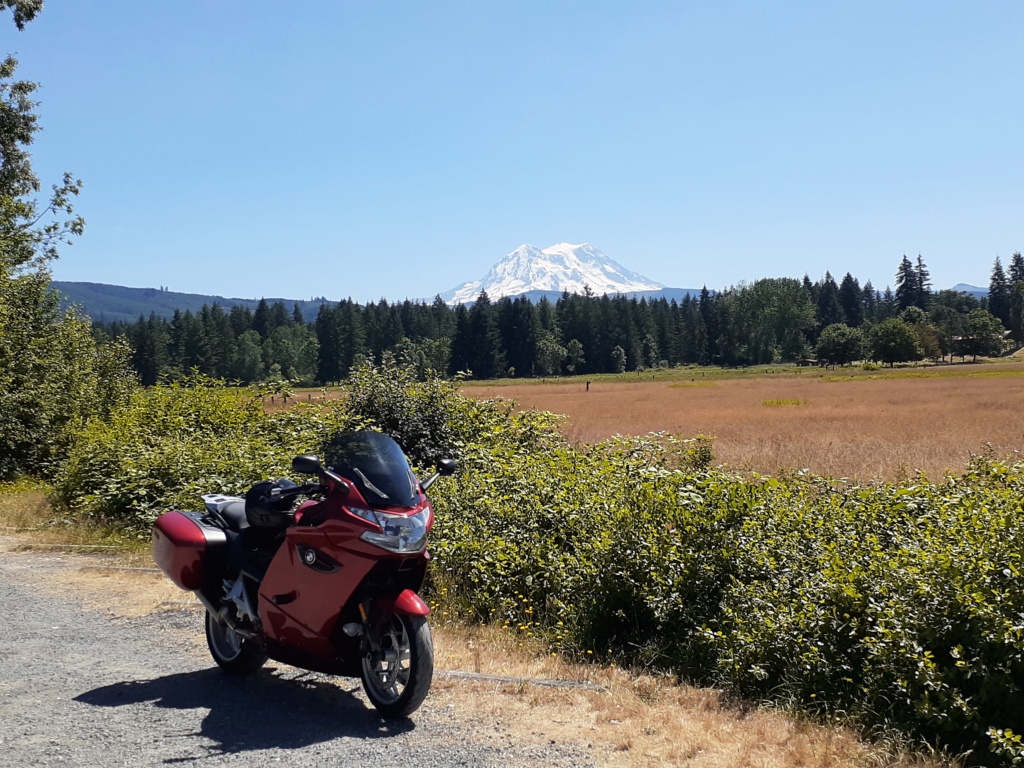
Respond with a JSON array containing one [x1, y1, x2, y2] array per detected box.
[[74, 667, 415, 757]]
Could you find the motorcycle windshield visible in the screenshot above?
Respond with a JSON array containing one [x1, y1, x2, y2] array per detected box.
[[323, 431, 419, 509]]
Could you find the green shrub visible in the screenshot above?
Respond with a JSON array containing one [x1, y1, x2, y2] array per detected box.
[[432, 452, 1024, 763], [53, 374, 355, 528], [52, 357, 561, 530], [344, 352, 561, 468], [990, 728, 1024, 765]]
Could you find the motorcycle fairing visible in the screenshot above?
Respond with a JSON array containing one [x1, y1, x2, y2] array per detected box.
[[257, 524, 377, 659]]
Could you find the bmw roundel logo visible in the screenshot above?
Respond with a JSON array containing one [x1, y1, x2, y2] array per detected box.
[[303, 549, 316, 565]]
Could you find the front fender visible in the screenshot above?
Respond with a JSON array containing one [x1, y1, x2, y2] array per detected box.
[[377, 588, 431, 617]]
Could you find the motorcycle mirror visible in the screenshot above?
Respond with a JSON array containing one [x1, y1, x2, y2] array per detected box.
[[422, 458, 457, 492], [291, 455, 323, 475]]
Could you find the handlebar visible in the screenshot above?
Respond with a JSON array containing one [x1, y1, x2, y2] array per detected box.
[[269, 482, 324, 500]]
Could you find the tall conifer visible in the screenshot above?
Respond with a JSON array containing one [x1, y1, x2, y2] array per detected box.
[[988, 257, 1011, 326], [894, 256, 919, 312]]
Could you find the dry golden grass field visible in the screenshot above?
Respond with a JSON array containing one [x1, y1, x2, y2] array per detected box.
[[467, 362, 1024, 481]]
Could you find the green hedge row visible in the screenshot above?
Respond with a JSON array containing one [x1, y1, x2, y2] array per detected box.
[[52, 361, 1024, 764], [429, 445, 1024, 763]]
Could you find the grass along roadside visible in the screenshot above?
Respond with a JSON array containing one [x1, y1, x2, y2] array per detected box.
[[0, 486, 957, 768]]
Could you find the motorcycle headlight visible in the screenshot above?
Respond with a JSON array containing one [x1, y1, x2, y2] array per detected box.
[[357, 507, 431, 553]]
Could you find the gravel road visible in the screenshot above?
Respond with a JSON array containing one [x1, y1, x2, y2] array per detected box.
[[0, 542, 598, 767]]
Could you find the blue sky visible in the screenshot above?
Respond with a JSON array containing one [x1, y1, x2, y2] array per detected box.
[[11, 1, 1022, 303]]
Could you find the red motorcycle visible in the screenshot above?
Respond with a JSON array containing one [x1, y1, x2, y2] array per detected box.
[[152, 431, 455, 717]]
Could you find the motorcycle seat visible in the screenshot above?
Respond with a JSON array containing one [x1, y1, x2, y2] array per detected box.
[[201, 494, 249, 531]]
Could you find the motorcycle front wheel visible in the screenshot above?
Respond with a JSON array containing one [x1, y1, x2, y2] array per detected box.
[[360, 612, 433, 717]]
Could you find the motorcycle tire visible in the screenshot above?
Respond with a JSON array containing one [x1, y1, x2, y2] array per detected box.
[[204, 609, 268, 675], [360, 612, 434, 718]]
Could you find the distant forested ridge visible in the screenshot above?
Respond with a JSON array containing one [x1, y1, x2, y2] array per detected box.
[[91, 254, 1022, 385], [52, 281, 333, 325]]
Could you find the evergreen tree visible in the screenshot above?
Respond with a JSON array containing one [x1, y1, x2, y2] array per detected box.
[[253, 298, 272, 338], [801, 274, 817, 304], [698, 287, 717, 363], [536, 296, 558, 333], [880, 286, 897, 319], [400, 299, 433, 341], [363, 299, 404, 358], [430, 295, 456, 338], [556, 292, 597, 374], [175, 310, 208, 372], [447, 304, 472, 376], [130, 313, 168, 385], [201, 303, 233, 377], [497, 297, 539, 377], [915, 254, 931, 309], [269, 300, 290, 331], [168, 308, 185, 368], [465, 291, 504, 379], [229, 305, 254, 337], [654, 299, 680, 365], [634, 298, 657, 368], [692, 305, 710, 365], [337, 300, 367, 376], [314, 304, 342, 384], [861, 281, 878, 323], [603, 295, 638, 370], [816, 271, 844, 330], [838, 273, 863, 327], [988, 256, 1012, 327], [894, 255, 919, 312], [1010, 252, 1024, 285], [714, 296, 741, 366], [1010, 282, 1024, 346]]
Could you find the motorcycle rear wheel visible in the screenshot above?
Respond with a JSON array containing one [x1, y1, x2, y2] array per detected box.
[[360, 612, 433, 717], [205, 609, 267, 675]]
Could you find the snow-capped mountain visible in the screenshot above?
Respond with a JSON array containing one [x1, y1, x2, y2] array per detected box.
[[441, 243, 665, 305]]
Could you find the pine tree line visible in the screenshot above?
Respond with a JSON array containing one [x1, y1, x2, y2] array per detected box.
[[95, 254, 1021, 385]]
